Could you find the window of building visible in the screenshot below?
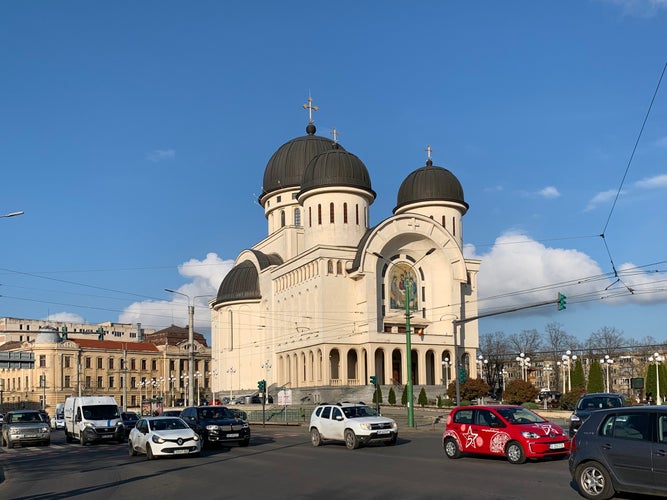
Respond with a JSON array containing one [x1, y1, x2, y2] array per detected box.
[[64, 375, 71, 388], [452, 217, 456, 236], [26, 324, 30, 330], [277, 195, 281, 202], [152, 359, 157, 371], [169, 360, 175, 371], [85, 357, 91, 369], [308, 206, 312, 227], [327, 260, 334, 274], [355, 205, 359, 225], [131, 395, 137, 406], [109, 376, 115, 388], [294, 208, 301, 226], [280, 210, 286, 227], [97, 357, 103, 369], [97, 376, 103, 388], [64, 356, 71, 368], [131, 358, 136, 370], [85, 376, 91, 388], [318, 204, 322, 225], [108, 358, 114, 370], [343, 203, 348, 223], [329, 202, 335, 223], [131, 377, 136, 388], [336, 261, 342, 274], [442, 215, 446, 228], [39, 355, 46, 368], [141, 359, 147, 371]]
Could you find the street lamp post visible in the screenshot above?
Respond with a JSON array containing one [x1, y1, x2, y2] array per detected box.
[[180, 374, 189, 406], [501, 369, 508, 402], [226, 367, 236, 402], [168, 375, 177, 406], [442, 358, 451, 390], [649, 353, 664, 405], [372, 248, 436, 428], [515, 353, 531, 382], [208, 369, 218, 403], [562, 350, 577, 392], [600, 355, 614, 393], [193, 371, 202, 405], [261, 361, 271, 403]]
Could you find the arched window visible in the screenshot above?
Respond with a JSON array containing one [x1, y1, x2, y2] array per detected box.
[[280, 210, 286, 227], [355, 205, 359, 225], [343, 203, 348, 223], [308, 206, 312, 227], [336, 261, 343, 274], [327, 260, 334, 274], [452, 216, 456, 236], [442, 215, 446, 228], [329, 202, 335, 223], [294, 208, 301, 227], [317, 204, 322, 225]]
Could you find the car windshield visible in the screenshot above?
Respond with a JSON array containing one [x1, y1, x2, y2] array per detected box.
[[496, 407, 546, 424], [82, 405, 120, 420], [198, 408, 234, 420], [149, 418, 188, 431], [342, 405, 378, 418], [9, 412, 43, 424], [123, 412, 139, 421], [577, 396, 622, 410]]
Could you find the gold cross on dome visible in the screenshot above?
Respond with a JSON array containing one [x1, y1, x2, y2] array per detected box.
[[330, 127, 340, 144], [302, 96, 318, 123], [425, 144, 433, 161]]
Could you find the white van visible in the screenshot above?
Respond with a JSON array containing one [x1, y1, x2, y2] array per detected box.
[[50, 402, 65, 429], [64, 396, 124, 445]]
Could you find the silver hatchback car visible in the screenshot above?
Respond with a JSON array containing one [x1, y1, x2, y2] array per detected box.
[[569, 405, 667, 499]]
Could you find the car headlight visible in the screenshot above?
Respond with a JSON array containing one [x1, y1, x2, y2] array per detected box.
[[570, 414, 581, 422], [242, 423, 249, 429], [391, 422, 398, 430], [521, 431, 541, 439], [8, 426, 19, 434], [359, 423, 372, 430], [192, 434, 200, 441], [151, 435, 166, 444], [84, 422, 94, 428], [116, 421, 124, 427], [206, 424, 219, 431], [40, 426, 49, 433]]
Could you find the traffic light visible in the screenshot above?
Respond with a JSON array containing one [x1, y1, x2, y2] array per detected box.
[[458, 368, 467, 383], [558, 292, 567, 311], [258, 380, 265, 391], [370, 375, 377, 386]]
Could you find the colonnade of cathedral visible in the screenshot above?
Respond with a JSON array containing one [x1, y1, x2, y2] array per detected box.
[[274, 344, 474, 389]]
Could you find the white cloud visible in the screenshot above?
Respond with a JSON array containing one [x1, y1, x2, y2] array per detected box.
[[119, 253, 234, 333], [146, 149, 176, 162], [585, 189, 620, 211], [43, 312, 85, 323], [471, 231, 667, 315], [635, 174, 667, 189], [538, 186, 560, 199], [604, 0, 667, 17]]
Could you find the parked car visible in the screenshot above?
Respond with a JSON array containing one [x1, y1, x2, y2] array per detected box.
[[309, 402, 398, 449], [569, 405, 667, 499], [2, 409, 51, 448], [443, 405, 569, 464], [180, 406, 250, 447], [128, 416, 201, 460], [121, 411, 140, 437], [161, 410, 183, 417], [569, 393, 625, 437]]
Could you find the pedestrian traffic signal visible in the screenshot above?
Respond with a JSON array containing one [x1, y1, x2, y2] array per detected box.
[[258, 380, 265, 391], [370, 375, 377, 385], [558, 292, 567, 311]]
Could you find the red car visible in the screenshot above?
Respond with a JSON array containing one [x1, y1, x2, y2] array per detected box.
[[442, 405, 570, 464]]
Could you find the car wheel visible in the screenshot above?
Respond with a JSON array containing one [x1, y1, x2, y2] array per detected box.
[[128, 440, 137, 456], [2, 434, 6, 448], [65, 431, 73, 443], [310, 428, 322, 447], [146, 444, 154, 460], [80, 434, 87, 446], [505, 441, 526, 464], [443, 437, 461, 459], [385, 434, 397, 446], [344, 429, 359, 450], [575, 461, 615, 500]]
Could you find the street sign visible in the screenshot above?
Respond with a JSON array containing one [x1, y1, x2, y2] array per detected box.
[[278, 389, 293, 405]]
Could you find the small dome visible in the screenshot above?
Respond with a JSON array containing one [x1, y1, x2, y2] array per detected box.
[[215, 260, 261, 304], [35, 326, 61, 344], [394, 160, 468, 213], [299, 147, 376, 198], [260, 123, 343, 200]]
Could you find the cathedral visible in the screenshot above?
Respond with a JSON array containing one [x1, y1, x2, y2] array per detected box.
[[210, 99, 480, 397]]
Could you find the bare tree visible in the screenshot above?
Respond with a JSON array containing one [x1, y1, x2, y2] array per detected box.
[[479, 331, 511, 394], [507, 329, 542, 357], [585, 326, 625, 357], [543, 322, 579, 393]]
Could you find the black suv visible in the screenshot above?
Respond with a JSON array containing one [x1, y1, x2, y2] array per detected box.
[[180, 406, 250, 447], [569, 393, 624, 437]]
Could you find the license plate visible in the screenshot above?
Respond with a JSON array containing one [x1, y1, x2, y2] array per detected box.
[[174, 449, 189, 454], [377, 430, 391, 435], [227, 433, 239, 438], [24, 434, 37, 438], [550, 442, 565, 449], [101, 434, 114, 439]]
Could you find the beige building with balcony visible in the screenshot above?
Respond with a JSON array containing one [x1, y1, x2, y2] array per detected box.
[[0, 323, 211, 413]]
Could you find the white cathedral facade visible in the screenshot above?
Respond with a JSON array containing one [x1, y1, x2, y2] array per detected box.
[[210, 102, 480, 397]]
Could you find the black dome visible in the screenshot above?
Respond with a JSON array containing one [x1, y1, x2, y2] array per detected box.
[[394, 160, 468, 212], [299, 147, 376, 198], [215, 260, 261, 304], [260, 123, 343, 200]]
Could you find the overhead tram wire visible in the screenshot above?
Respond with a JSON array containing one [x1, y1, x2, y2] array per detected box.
[[599, 62, 667, 288]]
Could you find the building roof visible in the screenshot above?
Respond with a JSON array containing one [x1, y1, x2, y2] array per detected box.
[[260, 123, 342, 200], [394, 159, 468, 213], [146, 325, 208, 347], [214, 260, 261, 305], [299, 146, 376, 199], [71, 338, 159, 352]]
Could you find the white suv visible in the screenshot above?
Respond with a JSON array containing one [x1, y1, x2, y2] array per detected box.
[[309, 402, 398, 449]]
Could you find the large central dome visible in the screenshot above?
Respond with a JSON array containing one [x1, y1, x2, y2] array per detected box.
[[394, 159, 468, 213], [260, 123, 343, 201]]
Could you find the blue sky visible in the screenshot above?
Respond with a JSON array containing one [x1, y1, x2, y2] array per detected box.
[[1, 0, 666, 345]]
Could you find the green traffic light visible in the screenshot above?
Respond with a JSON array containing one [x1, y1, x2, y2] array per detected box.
[[558, 292, 567, 311]]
